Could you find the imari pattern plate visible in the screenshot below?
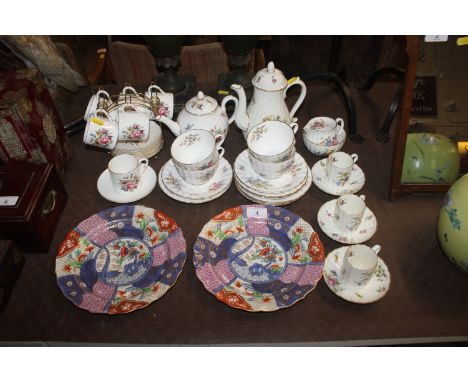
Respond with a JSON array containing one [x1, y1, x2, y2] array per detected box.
[[56, 205, 186, 314], [193, 205, 325, 312], [323, 246, 390, 304]]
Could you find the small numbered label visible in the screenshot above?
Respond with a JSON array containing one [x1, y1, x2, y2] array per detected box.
[[246, 206, 268, 219], [0, 196, 19, 207]]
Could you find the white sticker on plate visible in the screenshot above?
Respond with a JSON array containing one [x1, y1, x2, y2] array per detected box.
[[0, 196, 19, 207], [424, 35, 448, 42], [246, 206, 268, 219]]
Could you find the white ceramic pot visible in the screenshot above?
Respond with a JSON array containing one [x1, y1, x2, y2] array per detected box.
[[304, 117, 344, 145], [156, 91, 237, 140], [230, 61, 307, 138]]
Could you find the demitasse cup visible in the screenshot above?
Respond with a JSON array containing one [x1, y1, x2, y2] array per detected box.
[[247, 120, 298, 179], [108, 154, 148, 194], [117, 110, 150, 142], [304, 116, 344, 145], [326, 152, 359, 187], [334, 194, 367, 233], [340, 244, 381, 287], [84, 90, 115, 121], [171, 129, 225, 185], [145, 84, 174, 120], [83, 109, 118, 150]]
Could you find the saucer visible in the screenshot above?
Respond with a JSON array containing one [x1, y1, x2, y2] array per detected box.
[[97, 166, 157, 203], [311, 158, 365, 195], [235, 166, 312, 206], [159, 157, 232, 204], [323, 246, 390, 304], [317, 199, 377, 244], [234, 150, 308, 197]]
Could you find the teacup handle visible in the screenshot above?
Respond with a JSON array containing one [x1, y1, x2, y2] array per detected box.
[[336, 118, 344, 135], [138, 158, 149, 175], [122, 85, 139, 95], [96, 89, 111, 99], [284, 77, 307, 119], [372, 245, 381, 255], [351, 153, 359, 164], [289, 118, 299, 134], [95, 108, 110, 119], [359, 194, 366, 201], [217, 147, 225, 160], [147, 84, 165, 95], [214, 134, 225, 148], [220, 95, 238, 124]]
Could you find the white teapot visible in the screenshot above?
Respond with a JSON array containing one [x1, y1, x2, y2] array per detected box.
[[230, 61, 307, 138], [155, 91, 238, 139]]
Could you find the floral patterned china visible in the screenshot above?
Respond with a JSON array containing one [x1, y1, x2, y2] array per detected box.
[[303, 125, 346, 157], [97, 166, 157, 203], [317, 199, 377, 244], [234, 149, 308, 197], [117, 110, 150, 142], [108, 154, 148, 194], [83, 109, 118, 150], [56, 205, 186, 314], [235, 166, 312, 207], [312, 158, 365, 196], [193, 205, 325, 312], [159, 157, 233, 204], [323, 246, 390, 304], [304, 116, 344, 145], [325, 152, 359, 188]]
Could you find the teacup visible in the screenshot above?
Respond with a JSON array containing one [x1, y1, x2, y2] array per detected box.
[[305, 117, 344, 146], [145, 84, 174, 120], [326, 152, 359, 187], [118, 86, 151, 115], [117, 110, 150, 142], [108, 154, 148, 194], [247, 120, 298, 179], [340, 244, 381, 287], [83, 109, 118, 150], [84, 90, 115, 121], [334, 194, 367, 233], [171, 129, 225, 184]]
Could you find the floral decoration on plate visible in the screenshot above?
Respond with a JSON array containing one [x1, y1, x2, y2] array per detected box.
[[56, 205, 186, 314], [193, 205, 325, 312], [323, 246, 390, 304], [311, 158, 365, 196], [317, 200, 377, 244]]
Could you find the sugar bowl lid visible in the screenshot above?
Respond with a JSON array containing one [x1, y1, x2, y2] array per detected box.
[[186, 91, 218, 115], [252, 61, 288, 91]]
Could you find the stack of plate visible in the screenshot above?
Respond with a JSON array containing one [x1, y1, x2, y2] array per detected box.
[[234, 150, 312, 206], [112, 120, 164, 159]]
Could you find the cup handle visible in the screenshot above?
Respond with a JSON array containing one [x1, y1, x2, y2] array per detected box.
[[217, 147, 225, 160], [351, 153, 359, 163], [139, 158, 149, 175], [122, 85, 139, 95], [289, 118, 299, 134], [147, 84, 165, 95], [214, 134, 225, 148], [372, 245, 381, 255], [95, 108, 110, 119], [359, 194, 366, 201], [221, 95, 238, 125], [97, 89, 111, 99], [336, 118, 345, 135]]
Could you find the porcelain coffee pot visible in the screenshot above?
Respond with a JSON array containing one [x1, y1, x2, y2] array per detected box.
[[155, 91, 238, 140], [230, 61, 307, 138]]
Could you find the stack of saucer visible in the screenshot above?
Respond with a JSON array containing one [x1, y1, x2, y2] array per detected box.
[[112, 121, 164, 159], [234, 150, 311, 206]]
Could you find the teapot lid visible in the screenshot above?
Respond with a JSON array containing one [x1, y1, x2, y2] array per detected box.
[[186, 91, 218, 115], [252, 61, 288, 91]]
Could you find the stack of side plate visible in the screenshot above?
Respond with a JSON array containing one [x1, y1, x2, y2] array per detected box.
[[234, 150, 312, 206]]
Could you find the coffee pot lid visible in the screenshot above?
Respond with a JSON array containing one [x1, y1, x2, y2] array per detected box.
[[186, 91, 218, 115], [252, 61, 288, 91]]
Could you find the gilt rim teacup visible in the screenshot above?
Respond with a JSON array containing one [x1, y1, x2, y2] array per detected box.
[[108, 154, 149, 194]]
